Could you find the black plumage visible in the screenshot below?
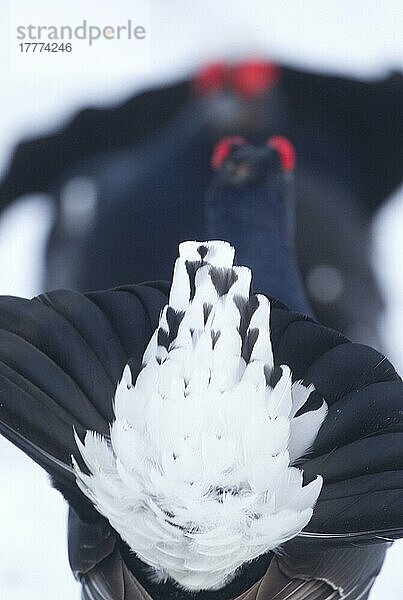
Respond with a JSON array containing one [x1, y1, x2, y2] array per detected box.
[[0, 283, 402, 598], [206, 137, 311, 315]]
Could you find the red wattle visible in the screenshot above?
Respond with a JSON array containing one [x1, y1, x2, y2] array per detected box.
[[267, 136, 296, 172], [193, 62, 227, 95], [211, 136, 247, 170], [232, 60, 280, 97]]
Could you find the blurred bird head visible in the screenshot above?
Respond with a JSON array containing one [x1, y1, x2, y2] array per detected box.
[[193, 58, 287, 142], [210, 134, 295, 185]]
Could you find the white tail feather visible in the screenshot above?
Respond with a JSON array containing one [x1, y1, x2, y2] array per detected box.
[[73, 241, 327, 592]]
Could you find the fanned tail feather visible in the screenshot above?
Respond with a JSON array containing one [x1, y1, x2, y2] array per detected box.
[[73, 240, 328, 591]]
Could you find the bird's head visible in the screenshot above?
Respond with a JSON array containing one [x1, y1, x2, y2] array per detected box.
[[210, 135, 295, 187], [193, 59, 284, 141], [73, 240, 327, 591]]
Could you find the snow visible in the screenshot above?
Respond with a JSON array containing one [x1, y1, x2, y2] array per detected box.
[[0, 0, 402, 597]]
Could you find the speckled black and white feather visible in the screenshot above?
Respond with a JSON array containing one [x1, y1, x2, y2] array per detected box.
[[73, 241, 328, 592]]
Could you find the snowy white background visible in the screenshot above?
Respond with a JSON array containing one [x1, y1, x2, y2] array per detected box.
[[0, 1, 402, 598]]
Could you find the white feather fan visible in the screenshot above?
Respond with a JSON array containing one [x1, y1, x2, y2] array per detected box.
[[73, 241, 327, 591]]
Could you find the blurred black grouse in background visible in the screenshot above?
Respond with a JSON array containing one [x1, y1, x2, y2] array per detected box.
[[1, 60, 402, 348]]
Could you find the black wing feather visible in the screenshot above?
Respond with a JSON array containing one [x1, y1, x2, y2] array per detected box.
[[0, 284, 166, 518]]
